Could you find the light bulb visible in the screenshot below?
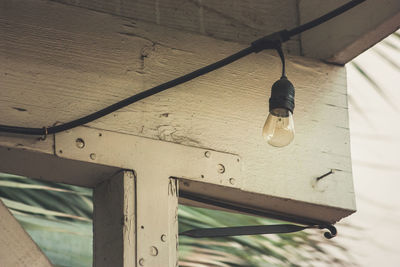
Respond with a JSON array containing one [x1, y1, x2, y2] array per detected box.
[[263, 77, 295, 147], [262, 108, 294, 147]]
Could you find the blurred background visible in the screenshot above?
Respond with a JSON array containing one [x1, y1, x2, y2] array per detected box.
[[339, 29, 400, 267], [0, 30, 399, 267]]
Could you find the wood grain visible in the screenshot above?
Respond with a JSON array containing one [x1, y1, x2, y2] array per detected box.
[[0, 0, 355, 218], [93, 171, 136, 267], [50, 0, 301, 55], [49, 0, 400, 63], [299, 0, 400, 63]]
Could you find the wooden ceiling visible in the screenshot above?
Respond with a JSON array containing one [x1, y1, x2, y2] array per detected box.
[[51, 0, 400, 64]]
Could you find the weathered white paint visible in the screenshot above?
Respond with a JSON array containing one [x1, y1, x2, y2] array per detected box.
[[50, 0, 301, 54], [136, 173, 179, 267], [93, 170, 136, 267], [299, 0, 400, 63], [0, 199, 53, 267], [49, 0, 399, 63], [0, 0, 356, 223], [55, 126, 241, 191]]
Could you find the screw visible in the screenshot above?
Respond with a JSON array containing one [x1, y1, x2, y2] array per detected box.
[[139, 258, 144, 266], [90, 153, 96, 160], [229, 178, 236, 185], [76, 138, 85, 149], [217, 164, 225, 174], [150, 246, 158, 256], [161, 234, 167, 242], [204, 151, 211, 158]]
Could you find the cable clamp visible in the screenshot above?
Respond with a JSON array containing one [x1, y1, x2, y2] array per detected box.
[[40, 126, 48, 141], [251, 30, 290, 53]]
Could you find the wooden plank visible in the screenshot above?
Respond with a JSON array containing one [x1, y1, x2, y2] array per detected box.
[[0, 0, 355, 223], [299, 0, 400, 64], [0, 199, 53, 267], [0, 145, 119, 187], [93, 170, 136, 267], [50, 0, 301, 54], [50, 0, 399, 63], [136, 171, 179, 267], [52, 125, 349, 224]]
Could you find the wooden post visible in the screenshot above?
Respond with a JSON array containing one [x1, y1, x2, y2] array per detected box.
[[93, 169, 179, 267], [93, 170, 136, 267], [136, 169, 179, 267], [0, 199, 52, 267]]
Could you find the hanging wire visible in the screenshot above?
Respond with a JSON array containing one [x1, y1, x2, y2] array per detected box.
[[0, 0, 365, 135]]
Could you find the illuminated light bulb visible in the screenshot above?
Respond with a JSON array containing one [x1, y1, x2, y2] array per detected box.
[[262, 108, 294, 147], [262, 77, 295, 147]]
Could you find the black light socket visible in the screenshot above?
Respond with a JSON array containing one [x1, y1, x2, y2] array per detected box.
[[269, 77, 295, 114]]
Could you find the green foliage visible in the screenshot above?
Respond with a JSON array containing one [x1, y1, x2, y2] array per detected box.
[[0, 173, 352, 267]]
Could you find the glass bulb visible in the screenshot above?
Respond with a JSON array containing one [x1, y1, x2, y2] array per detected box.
[[262, 108, 294, 147]]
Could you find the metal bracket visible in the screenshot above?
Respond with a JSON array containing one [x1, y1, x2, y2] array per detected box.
[[55, 126, 242, 189], [180, 223, 337, 239]]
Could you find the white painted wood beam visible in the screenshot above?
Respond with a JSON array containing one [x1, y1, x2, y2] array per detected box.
[[299, 0, 400, 64], [93, 165, 179, 267], [0, 199, 53, 267], [0, 0, 356, 224], [50, 0, 301, 54], [93, 170, 136, 267], [50, 0, 399, 63]]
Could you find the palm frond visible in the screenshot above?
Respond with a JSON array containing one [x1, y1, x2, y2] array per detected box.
[[0, 173, 355, 267]]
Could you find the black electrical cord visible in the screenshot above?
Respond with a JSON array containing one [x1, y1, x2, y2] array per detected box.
[[0, 0, 365, 136]]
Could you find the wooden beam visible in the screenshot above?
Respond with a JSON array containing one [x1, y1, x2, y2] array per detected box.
[[136, 172, 179, 267], [50, 0, 399, 63], [299, 0, 400, 64], [93, 170, 136, 267], [0, 0, 356, 224], [93, 169, 179, 267], [50, 0, 301, 54], [0, 199, 52, 267]]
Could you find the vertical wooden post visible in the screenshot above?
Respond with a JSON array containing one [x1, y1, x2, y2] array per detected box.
[[93, 170, 136, 267], [136, 169, 179, 267], [93, 169, 179, 267]]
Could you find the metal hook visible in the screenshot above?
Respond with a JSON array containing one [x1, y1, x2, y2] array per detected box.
[[319, 224, 337, 239]]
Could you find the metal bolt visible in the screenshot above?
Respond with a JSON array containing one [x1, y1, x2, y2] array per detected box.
[[161, 234, 167, 242], [75, 138, 85, 149], [217, 164, 225, 174], [139, 258, 145, 266], [204, 151, 211, 158], [229, 178, 236, 185], [150, 246, 158, 256], [90, 153, 96, 160]]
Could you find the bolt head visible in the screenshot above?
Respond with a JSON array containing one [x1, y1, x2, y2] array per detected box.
[[150, 246, 158, 256], [204, 151, 211, 158], [139, 258, 145, 266], [161, 234, 167, 242], [75, 138, 85, 149], [90, 153, 96, 160], [217, 164, 225, 174]]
